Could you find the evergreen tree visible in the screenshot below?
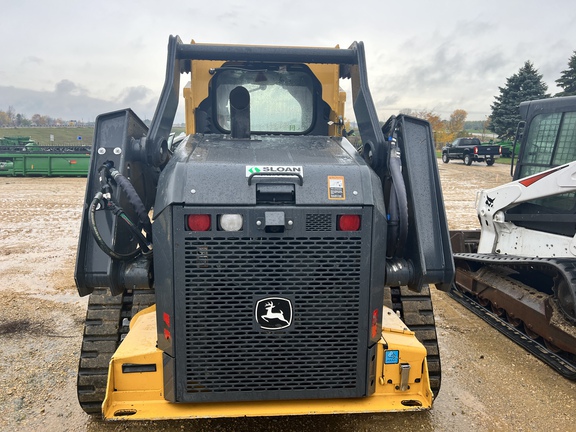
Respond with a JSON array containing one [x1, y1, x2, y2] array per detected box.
[[489, 61, 549, 138], [555, 51, 576, 97]]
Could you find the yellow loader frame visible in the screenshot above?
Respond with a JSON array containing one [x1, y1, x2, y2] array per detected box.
[[103, 305, 432, 420]]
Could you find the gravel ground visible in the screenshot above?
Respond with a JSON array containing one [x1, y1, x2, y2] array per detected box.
[[0, 160, 575, 431]]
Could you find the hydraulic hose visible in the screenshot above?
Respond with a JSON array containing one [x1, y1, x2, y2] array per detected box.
[[382, 115, 409, 257], [387, 146, 409, 258], [107, 200, 151, 252], [387, 177, 400, 257], [88, 192, 141, 261], [109, 168, 152, 235]]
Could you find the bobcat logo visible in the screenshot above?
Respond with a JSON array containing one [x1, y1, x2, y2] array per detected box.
[[485, 195, 496, 208], [255, 297, 293, 330]]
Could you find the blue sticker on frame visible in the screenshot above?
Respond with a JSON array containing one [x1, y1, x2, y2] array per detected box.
[[385, 350, 399, 364]]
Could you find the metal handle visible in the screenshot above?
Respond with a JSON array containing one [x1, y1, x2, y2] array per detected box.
[[247, 172, 303, 186]]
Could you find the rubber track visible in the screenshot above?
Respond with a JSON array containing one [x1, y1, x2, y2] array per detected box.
[[455, 253, 576, 324], [449, 286, 576, 380], [386, 285, 441, 397], [76, 287, 155, 415], [452, 253, 576, 379]]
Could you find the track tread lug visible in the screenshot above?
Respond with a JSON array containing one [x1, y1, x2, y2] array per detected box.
[[387, 285, 442, 397], [76, 288, 155, 415]]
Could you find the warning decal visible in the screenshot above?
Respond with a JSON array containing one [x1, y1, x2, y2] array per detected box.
[[328, 176, 346, 200]]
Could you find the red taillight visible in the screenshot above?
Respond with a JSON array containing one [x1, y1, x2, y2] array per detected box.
[[187, 214, 211, 231], [338, 214, 361, 231], [474, 146, 478, 154], [371, 309, 379, 338], [499, 146, 502, 155], [163, 312, 171, 339]]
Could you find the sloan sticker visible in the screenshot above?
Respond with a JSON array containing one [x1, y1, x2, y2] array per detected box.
[[246, 166, 303, 176], [328, 176, 346, 200]]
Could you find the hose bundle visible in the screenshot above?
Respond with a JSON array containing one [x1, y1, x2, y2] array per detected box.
[[88, 163, 152, 261]]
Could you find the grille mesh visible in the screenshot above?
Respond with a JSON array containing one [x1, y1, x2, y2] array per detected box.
[[305, 213, 332, 231], [181, 236, 363, 397]]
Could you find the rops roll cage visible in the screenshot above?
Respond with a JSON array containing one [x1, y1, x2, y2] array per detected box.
[[145, 35, 386, 170]]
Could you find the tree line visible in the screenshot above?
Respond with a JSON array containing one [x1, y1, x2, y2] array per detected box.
[[0, 106, 67, 127], [398, 108, 471, 148]]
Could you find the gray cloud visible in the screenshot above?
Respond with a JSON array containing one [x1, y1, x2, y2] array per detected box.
[[55, 79, 88, 97], [0, 0, 575, 123], [21, 56, 44, 66], [0, 84, 161, 123], [120, 86, 153, 105]]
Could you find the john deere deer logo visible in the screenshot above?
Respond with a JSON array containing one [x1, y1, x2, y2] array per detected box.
[[262, 301, 289, 324], [255, 297, 293, 330]]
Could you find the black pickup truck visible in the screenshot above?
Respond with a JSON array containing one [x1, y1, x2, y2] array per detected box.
[[441, 137, 501, 166]]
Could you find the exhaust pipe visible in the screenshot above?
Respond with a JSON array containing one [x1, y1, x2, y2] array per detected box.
[[230, 86, 251, 139]]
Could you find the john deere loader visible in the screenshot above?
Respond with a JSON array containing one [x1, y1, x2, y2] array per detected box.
[[74, 35, 454, 420]]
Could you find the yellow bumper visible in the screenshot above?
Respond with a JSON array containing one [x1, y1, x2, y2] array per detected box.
[[103, 306, 432, 420]]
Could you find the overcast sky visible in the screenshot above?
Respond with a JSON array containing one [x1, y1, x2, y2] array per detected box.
[[1, 0, 575, 124]]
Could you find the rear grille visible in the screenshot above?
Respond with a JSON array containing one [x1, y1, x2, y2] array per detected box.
[[180, 236, 364, 401]]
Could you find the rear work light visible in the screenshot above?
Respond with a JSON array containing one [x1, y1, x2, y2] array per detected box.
[[219, 214, 243, 231], [187, 214, 211, 231], [337, 214, 361, 231]]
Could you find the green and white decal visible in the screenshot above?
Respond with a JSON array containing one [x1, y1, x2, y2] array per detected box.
[[245, 166, 303, 177]]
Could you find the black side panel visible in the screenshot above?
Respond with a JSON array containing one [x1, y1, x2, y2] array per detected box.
[[397, 115, 454, 291], [153, 206, 175, 358], [75, 109, 156, 296]]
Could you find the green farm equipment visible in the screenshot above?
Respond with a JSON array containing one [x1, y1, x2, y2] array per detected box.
[[0, 136, 90, 176]]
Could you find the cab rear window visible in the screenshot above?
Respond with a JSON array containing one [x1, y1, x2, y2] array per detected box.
[[214, 68, 314, 134]]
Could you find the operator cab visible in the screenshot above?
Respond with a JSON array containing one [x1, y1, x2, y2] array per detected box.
[[507, 104, 576, 236], [194, 63, 332, 137]]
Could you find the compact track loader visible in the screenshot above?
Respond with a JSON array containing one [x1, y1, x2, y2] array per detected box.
[[451, 96, 576, 379], [74, 36, 454, 420]]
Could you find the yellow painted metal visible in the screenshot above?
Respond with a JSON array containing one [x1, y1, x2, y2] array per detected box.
[[102, 306, 432, 421], [182, 43, 346, 136], [184, 59, 225, 135], [307, 63, 345, 136]]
